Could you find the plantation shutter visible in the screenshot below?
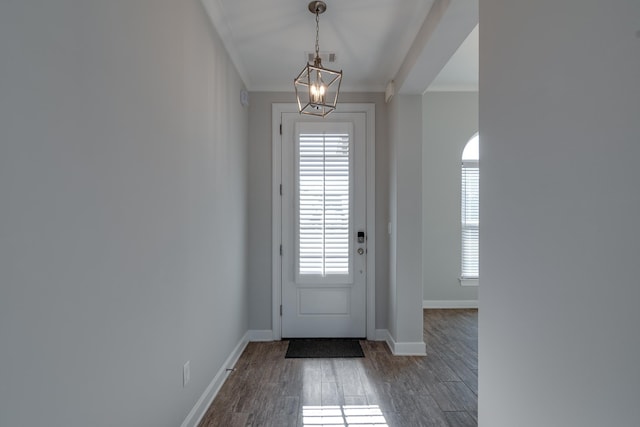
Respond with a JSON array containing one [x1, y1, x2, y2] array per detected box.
[[461, 160, 479, 278], [297, 125, 352, 278]]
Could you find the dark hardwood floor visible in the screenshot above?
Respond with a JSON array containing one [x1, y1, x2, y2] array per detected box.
[[199, 309, 478, 427]]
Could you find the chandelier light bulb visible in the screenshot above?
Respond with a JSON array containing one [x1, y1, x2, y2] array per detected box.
[[310, 80, 326, 103]]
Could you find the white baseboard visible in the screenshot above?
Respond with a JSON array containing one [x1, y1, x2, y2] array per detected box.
[[375, 329, 393, 354], [375, 329, 426, 356], [423, 300, 478, 309], [389, 337, 427, 356], [180, 332, 250, 427], [374, 329, 389, 342], [248, 329, 273, 342]]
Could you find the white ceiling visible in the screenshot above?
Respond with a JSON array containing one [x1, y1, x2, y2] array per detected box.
[[202, 0, 478, 94], [428, 24, 478, 92]]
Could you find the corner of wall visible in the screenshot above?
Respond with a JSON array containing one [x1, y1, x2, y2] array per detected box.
[[181, 332, 250, 427]]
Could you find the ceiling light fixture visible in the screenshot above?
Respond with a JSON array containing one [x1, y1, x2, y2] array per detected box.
[[294, 1, 342, 117]]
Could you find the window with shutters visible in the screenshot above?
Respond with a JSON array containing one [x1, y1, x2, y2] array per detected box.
[[296, 126, 352, 283], [461, 133, 479, 285]]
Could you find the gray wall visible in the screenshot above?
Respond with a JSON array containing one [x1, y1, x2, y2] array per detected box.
[[388, 95, 425, 347], [422, 92, 478, 302], [247, 92, 389, 331], [0, 1, 249, 426], [480, 0, 640, 426]]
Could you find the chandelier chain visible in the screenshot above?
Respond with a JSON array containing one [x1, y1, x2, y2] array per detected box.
[[315, 11, 320, 58]]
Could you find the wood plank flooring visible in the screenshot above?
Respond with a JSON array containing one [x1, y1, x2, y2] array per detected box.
[[199, 309, 478, 427]]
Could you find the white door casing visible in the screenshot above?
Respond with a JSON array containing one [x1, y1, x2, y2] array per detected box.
[[272, 103, 376, 340]]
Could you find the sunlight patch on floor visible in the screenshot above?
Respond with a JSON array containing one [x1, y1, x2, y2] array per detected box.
[[302, 405, 388, 426]]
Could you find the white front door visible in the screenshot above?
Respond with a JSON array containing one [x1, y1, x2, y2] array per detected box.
[[281, 112, 367, 338]]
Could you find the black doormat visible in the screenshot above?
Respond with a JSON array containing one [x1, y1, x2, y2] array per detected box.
[[285, 339, 364, 359]]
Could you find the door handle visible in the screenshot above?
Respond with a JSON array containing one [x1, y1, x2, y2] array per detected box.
[[357, 248, 365, 255]]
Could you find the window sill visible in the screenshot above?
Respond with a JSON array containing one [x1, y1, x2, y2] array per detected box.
[[459, 278, 479, 287]]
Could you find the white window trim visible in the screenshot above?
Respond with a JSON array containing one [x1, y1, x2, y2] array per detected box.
[[459, 277, 479, 287]]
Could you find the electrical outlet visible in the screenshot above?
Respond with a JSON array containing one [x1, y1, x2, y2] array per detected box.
[[183, 361, 190, 387]]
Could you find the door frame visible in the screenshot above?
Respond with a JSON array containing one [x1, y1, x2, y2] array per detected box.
[[272, 103, 376, 340]]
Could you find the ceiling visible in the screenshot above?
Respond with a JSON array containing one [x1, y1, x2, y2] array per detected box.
[[428, 24, 478, 92], [202, 0, 478, 94]]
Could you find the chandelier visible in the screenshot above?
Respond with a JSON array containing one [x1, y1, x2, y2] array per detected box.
[[294, 1, 342, 117]]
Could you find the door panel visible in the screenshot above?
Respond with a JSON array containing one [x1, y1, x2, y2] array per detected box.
[[281, 113, 366, 338]]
